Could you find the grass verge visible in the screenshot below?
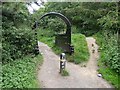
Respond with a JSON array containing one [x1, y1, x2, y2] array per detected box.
[[94, 32, 119, 88], [38, 33, 89, 64], [2, 54, 43, 88], [70, 34, 89, 64]]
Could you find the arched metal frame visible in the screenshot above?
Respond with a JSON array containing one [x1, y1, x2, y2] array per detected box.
[[33, 12, 74, 54], [40, 12, 71, 35]]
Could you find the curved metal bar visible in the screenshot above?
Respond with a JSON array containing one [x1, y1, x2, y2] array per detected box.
[[33, 12, 73, 54], [40, 12, 71, 27], [39, 12, 71, 40], [33, 12, 71, 35]]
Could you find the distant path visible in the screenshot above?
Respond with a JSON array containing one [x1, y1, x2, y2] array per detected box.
[[37, 37, 112, 88]]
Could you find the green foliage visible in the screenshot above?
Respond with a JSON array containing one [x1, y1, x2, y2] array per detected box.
[[94, 2, 119, 73], [43, 2, 119, 36], [37, 17, 67, 35], [104, 35, 119, 73], [2, 26, 36, 64], [2, 2, 37, 64], [61, 69, 69, 76], [95, 32, 119, 73], [97, 3, 119, 32], [91, 2, 119, 87], [37, 29, 63, 54], [35, 2, 119, 88], [2, 2, 119, 88], [71, 34, 89, 64], [2, 55, 43, 88], [2, 3, 42, 88], [94, 31, 119, 88], [98, 60, 119, 88], [44, 2, 104, 36]]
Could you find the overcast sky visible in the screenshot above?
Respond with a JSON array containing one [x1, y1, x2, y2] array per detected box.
[[26, 0, 47, 14]]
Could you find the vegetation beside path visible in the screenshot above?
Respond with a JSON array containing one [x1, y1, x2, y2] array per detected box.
[[2, 55, 43, 88], [94, 32, 119, 88], [2, 2, 119, 88], [38, 32, 89, 64]]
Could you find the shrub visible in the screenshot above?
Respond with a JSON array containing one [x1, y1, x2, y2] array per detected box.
[[104, 34, 119, 73], [95, 31, 119, 73], [2, 55, 43, 88], [2, 26, 36, 64], [2, 3, 37, 64]]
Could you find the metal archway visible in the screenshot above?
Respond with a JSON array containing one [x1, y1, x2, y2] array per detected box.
[[33, 12, 74, 54]]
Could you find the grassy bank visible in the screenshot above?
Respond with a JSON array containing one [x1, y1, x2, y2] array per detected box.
[[38, 32, 89, 64], [2, 55, 43, 88], [71, 34, 89, 64], [94, 32, 119, 88]]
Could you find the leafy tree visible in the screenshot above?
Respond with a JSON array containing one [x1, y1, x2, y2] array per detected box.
[[2, 2, 37, 64]]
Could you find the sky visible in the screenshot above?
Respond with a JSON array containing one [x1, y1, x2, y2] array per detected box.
[[26, 0, 47, 14]]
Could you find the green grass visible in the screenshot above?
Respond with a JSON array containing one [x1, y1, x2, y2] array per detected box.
[[98, 60, 119, 88], [71, 34, 89, 64], [38, 31, 89, 64], [2, 55, 43, 88], [38, 35, 63, 55], [94, 32, 119, 88], [61, 69, 69, 76]]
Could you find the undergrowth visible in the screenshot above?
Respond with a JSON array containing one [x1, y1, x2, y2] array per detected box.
[[2, 55, 43, 88], [94, 31, 119, 88]]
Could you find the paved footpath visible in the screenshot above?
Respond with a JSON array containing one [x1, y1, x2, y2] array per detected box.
[[37, 37, 113, 88]]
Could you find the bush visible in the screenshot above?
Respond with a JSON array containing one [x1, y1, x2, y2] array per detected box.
[[104, 34, 119, 73], [94, 32, 119, 88], [2, 3, 37, 64], [2, 26, 36, 64], [2, 55, 43, 88], [39, 17, 67, 35], [95, 32, 119, 73]]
